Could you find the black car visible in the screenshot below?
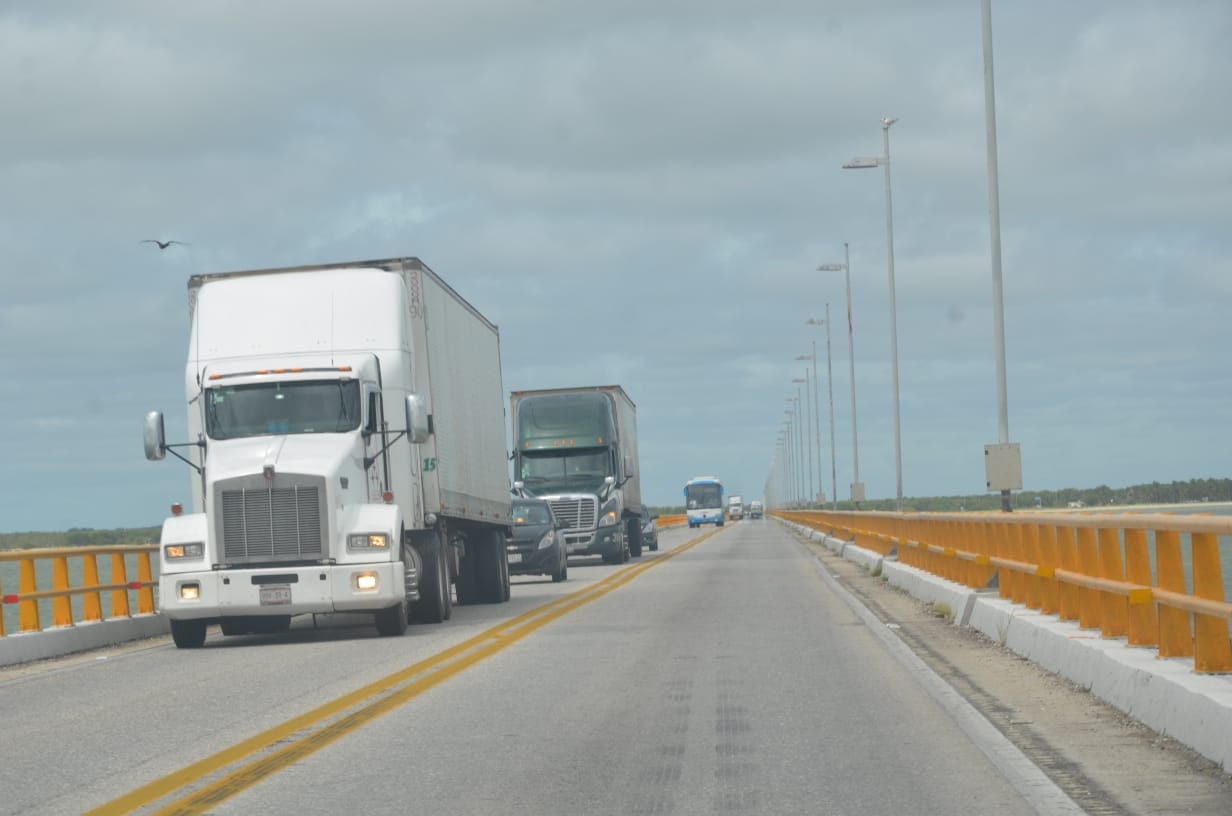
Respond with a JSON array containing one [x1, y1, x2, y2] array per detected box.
[[640, 507, 659, 552], [507, 498, 568, 582]]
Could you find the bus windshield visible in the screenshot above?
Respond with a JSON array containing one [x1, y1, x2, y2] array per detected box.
[[685, 482, 723, 510]]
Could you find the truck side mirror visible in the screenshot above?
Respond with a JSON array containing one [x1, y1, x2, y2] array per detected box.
[[405, 394, 431, 444], [623, 454, 634, 476], [143, 411, 167, 461]]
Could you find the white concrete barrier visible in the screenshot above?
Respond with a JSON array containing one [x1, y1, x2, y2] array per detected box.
[[0, 615, 169, 667]]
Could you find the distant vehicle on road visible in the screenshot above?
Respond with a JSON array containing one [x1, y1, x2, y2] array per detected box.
[[728, 495, 744, 521], [684, 476, 725, 528], [640, 507, 659, 552], [507, 498, 568, 583], [511, 385, 644, 562], [747, 500, 764, 519]]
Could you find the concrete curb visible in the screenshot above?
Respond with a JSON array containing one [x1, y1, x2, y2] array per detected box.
[[786, 521, 1232, 773], [0, 615, 169, 667]]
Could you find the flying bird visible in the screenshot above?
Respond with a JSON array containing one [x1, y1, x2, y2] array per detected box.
[[140, 239, 189, 249]]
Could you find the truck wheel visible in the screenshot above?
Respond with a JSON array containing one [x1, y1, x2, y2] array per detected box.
[[374, 600, 409, 636], [476, 529, 507, 604], [170, 619, 207, 649], [627, 517, 643, 558], [411, 532, 450, 624], [501, 541, 511, 601], [455, 547, 477, 606]]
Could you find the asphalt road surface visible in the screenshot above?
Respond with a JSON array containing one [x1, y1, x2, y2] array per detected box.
[[2, 520, 1227, 815]]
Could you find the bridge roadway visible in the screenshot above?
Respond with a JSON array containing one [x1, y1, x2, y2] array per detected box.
[[1, 521, 1230, 815]]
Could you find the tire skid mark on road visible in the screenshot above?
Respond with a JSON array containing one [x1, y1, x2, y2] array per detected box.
[[85, 528, 724, 816]]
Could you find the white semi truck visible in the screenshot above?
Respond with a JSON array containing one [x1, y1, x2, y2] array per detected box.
[[510, 386, 643, 562], [143, 257, 512, 648]]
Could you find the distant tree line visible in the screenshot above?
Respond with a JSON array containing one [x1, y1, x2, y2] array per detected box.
[[0, 527, 160, 551], [654, 478, 1232, 515], [2, 478, 1227, 548], [832, 477, 1232, 513]]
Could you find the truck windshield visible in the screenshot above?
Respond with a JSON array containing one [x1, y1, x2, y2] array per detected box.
[[518, 450, 611, 494], [205, 380, 362, 440]]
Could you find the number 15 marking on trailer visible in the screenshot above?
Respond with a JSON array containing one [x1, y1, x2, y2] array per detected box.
[[423, 458, 437, 472]]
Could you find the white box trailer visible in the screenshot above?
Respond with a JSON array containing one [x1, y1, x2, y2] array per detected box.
[[144, 257, 512, 648], [510, 385, 644, 561]]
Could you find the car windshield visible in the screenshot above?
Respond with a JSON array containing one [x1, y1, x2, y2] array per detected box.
[[513, 503, 551, 525]]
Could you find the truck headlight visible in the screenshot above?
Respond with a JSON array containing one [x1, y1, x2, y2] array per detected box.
[[165, 542, 204, 560], [348, 533, 390, 551], [598, 500, 620, 527]]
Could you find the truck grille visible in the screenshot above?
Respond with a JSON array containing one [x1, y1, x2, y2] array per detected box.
[[546, 497, 598, 531], [218, 480, 326, 564]]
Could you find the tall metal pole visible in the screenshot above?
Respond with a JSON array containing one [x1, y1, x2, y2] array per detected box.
[[793, 373, 814, 506], [819, 245, 863, 508], [795, 390, 806, 507], [983, 0, 1013, 513], [842, 243, 862, 506], [881, 117, 904, 512], [824, 304, 838, 512], [810, 342, 823, 506]]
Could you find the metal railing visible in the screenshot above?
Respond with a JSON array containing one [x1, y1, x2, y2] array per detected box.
[[0, 545, 158, 636], [777, 510, 1232, 674]]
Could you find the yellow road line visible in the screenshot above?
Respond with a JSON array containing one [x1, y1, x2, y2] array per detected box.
[[88, 530, 720, 816]]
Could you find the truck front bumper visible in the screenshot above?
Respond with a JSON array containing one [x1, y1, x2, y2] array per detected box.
[[158, 562, 405, 620], [561, 527, 621, 558]]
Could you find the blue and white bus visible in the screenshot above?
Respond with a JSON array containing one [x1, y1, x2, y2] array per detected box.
[[683, 476, 725, 528]]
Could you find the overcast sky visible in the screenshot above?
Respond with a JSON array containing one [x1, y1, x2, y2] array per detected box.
[[2, 1, 1229, 532]]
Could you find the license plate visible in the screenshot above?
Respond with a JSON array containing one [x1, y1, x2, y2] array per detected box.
[[259, 584, 292, 606], [507, 553, 523, 564]]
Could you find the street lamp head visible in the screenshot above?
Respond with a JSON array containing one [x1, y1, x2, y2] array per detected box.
[[791, 377, 806, 384], [842, 156, 881, 169], [817, 263, 844, 271], [794, 354, 812, 361], [881, 116, 898, 129], [805, 318, 826, 327]]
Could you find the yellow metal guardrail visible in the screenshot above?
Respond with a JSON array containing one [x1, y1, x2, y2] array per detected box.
[[0, 545, 158, 636], [777, 510, 1232, 674]]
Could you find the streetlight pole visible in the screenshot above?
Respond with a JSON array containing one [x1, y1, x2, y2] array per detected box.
[[787, 393, 803, 506], [795, 389, 805, 506], [783, 409, 795, 506], [822, 305, 838, 511], [792, 373, 813, 505], [804, 318, 838, 511], [981, 0, 1020, 512], [844, 118, 903, 512], [796, 346, 822, 507], [818, 242, 864, 508]]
